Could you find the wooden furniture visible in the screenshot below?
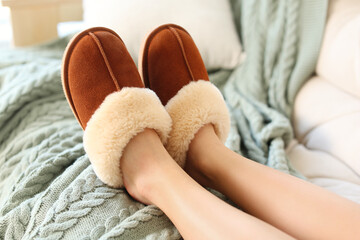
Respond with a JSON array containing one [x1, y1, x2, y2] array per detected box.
[[1, 0, 83, 47]]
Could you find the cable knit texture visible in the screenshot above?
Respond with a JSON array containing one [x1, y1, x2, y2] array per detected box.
[[220, 0, 328, 174], [0, 0, 327, 239], [84, 88, 172, 188]]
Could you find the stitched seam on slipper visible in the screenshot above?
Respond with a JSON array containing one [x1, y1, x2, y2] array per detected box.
[[168, 27, 195, 81], [89, 32, 121, 91]]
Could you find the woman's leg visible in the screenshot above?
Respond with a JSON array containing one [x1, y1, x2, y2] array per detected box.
[[186, 124, 360, 240], [120, 129, 293, 240]]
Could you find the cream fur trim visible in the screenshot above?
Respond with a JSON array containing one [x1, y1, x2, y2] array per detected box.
[[165, 80, 230, 167], [83, 88, 172, 188]]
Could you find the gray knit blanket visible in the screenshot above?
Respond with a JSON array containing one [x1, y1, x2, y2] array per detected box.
[[0, 0, 327, 239]]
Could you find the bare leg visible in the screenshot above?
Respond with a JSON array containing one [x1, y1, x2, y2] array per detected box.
[[120, 129, 293, 240], [186, 124, 360, 240]]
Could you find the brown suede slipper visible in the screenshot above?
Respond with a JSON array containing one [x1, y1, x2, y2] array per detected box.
[[139, 24, 230, 168], [62, 27, 171, 188]]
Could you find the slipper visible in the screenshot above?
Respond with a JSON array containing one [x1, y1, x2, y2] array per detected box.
[[139, 24, 230, 168], [62, 27, 172, 188]]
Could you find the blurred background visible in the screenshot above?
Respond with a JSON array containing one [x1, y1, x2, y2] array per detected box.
[[0, 6, 11, 46], [0, 0, 84, 48]]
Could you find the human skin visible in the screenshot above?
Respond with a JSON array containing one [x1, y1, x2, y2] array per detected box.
[[120, 125, 360, 240], [186, 124, 360, 240], [121, 128, 292, 240]]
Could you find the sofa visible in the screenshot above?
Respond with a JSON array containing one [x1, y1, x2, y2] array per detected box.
[[288, 0, 360, 203]]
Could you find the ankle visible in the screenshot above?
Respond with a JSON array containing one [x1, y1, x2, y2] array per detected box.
[[186, 124, 224, 187], [121, 128, 172, 205], [123, 152, 174, 205], [188, 124, 217, 158], [127, 156, 164, 204]]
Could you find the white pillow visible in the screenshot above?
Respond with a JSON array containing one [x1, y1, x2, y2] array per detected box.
[[316, 0, 360, 97], [83, 0, 243, 70]]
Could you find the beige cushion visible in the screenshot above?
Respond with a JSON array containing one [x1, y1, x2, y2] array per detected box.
[[316, 0, 360, 98], [83, 0, 243, 70], [293, 76, 360, 141], [292, 76, 360, 175], [289, 0, 360, 202], [289, 76, 360, 203], [287, 140, 360, 185], [287, 140, 360, 203]]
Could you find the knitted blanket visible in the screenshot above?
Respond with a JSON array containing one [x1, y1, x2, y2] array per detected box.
[[0, 1, 327, 239], [221, 0, 328, 173]]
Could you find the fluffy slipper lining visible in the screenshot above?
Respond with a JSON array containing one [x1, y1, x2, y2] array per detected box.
[[165, 80, 230, 167], [83, 88, 172, 188]]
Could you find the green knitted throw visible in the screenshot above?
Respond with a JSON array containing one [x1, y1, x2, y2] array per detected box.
[[0, 1, 327, 239], [218, 0, 328, 174]]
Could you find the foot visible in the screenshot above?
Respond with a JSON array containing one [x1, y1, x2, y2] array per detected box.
[[120, 128, 173, 205], [185, 124, 225, 190]]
